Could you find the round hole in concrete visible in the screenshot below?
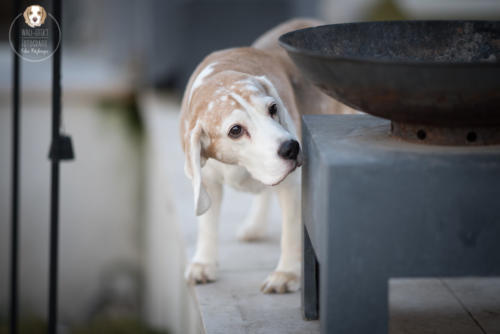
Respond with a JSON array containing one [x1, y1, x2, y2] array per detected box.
[[466, 131, 477, 142], [417, 129, 426, 140]]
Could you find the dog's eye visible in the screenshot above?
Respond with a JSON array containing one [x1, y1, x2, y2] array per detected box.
[[228, 124, 243, 139], [29, 11, 32, 15], [38, 11, 41, 15], [268, 103, 278, 116]]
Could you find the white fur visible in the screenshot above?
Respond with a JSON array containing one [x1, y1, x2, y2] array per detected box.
[[188, 121, 211, 215], [230, 92, 295, 185], [185, 75, 302, 293], [237, 190, 271, 241], [188, 62, 217, 105]]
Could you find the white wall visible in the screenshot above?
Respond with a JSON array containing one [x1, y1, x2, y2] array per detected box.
[[141, 93, 202, 334], [0, 90, 143, 326]]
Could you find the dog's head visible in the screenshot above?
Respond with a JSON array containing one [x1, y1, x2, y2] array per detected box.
[[23, 5, 47, 28], [181, 64, 302, 215]]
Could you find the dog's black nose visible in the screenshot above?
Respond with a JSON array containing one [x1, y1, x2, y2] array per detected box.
[[278, 139, 300, 160]]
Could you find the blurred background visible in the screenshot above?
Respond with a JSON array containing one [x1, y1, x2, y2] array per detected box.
[[0, 0, 499, 333]]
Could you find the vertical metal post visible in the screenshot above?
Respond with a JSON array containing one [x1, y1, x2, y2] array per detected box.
[[10, 0, 21, 333], [48, 0, 62, 332]]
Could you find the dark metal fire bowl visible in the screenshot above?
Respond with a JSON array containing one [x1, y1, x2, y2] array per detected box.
[[280, 21, 500, 145]]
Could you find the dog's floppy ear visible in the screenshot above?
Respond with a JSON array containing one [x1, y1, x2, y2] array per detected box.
[[23, 6, 31, 26], [40, 7, 47, 25], [184, 121, 211, 216]]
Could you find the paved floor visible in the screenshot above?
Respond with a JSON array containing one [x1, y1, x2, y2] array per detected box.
[[145, 92, 500, 334]]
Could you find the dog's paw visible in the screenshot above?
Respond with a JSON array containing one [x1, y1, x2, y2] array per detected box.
[[260, 271, 299, 294], [185, 262, 217, 284], [236, 223, 266, 242]]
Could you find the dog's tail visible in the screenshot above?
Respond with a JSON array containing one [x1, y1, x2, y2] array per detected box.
[[252, 18, 325, 54]]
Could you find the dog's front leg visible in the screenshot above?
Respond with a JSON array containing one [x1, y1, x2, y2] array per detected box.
[[185, 179, 223, 284], [261, 172, 301, 293]]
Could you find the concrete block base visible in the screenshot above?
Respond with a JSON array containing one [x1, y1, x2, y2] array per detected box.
[[301, 115, 500, 334]]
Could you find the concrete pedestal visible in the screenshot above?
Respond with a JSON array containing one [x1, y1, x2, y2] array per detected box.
[[301, 115, 500, 334]]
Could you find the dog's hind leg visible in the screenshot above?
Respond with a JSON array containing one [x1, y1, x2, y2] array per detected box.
[[236, 190, 271, 242], [185, 179, 223, 284]]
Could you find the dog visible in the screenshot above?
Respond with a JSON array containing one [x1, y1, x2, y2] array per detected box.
[[24, 5, 47, 28], [180, 18, 358, 293]]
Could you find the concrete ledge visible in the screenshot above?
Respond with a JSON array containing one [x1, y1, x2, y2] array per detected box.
[[141, 92, 318, 334], [141, 92, 500, 334]]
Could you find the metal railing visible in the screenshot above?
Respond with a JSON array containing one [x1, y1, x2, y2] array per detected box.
[[10, 0, 73, 332]]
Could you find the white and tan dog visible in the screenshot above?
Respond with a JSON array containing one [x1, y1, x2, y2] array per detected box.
[[181, 19, 356, 293], [24, 5, 47, 28]]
